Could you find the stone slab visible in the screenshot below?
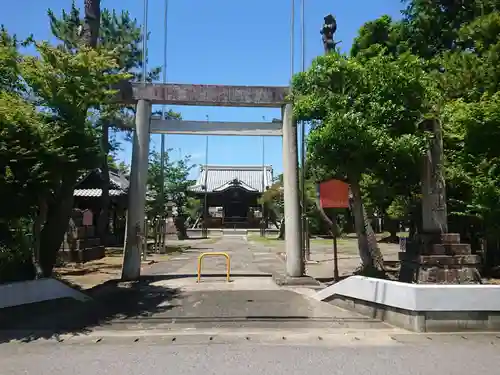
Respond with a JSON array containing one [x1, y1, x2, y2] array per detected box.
[[150, 119, 283, 136], [414, 267, 480, 284], [429, 243, 472, 255], [116, 82, 289, 107], [399, 254, 481, 266]]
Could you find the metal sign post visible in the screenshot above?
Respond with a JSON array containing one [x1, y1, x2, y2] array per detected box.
[[332, 212, 339, 281], [317, 179, 349, 282]]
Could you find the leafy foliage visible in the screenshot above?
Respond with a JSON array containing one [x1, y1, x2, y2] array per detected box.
[[292, 51, 432, 182], [146, 150, 196, 219], [0, 21, 130, 277]]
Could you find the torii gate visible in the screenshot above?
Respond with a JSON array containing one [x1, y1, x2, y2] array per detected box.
[[115, 82, 303, 280]]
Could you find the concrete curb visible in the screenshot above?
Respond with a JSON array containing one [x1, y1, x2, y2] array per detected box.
[[313, 276, 500, 332], [272, 273, 321, 287]]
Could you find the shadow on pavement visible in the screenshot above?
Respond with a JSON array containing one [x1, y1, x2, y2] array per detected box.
[[0, 276, 181, 344]]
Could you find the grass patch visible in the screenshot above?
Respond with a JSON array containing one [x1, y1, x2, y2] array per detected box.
[[310, 238, 351, 245], [247, 234, 282, 246]]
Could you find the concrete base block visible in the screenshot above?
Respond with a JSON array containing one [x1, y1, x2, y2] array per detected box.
[[272, 273, 320, 287], [313, 276, 500, 332]]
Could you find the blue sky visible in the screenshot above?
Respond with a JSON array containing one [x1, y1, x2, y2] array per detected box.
[[2, 0, 404, 178]]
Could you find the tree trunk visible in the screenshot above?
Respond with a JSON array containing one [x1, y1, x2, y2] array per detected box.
[[32, 198, 47, 278], [278, 218, 285, 240], [39, 175, 77, 277], [382, 216, 399, 243], [83, 0, 101, 48], [349, 177, 385, 273], [97, 123, 110, 246]]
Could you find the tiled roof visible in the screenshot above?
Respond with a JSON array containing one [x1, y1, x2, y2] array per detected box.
[[109, 170, 129, 190], [74, 189, 127, 197], [190, 165, 273, 193], [74, 168, 130, 198]]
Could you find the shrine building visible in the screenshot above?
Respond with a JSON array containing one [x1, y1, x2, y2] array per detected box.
[[189, 165, 273, 229]]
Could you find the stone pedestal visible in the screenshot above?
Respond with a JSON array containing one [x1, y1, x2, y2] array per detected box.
[[60, 210, 105, 263], [399, 233, 481, 284]]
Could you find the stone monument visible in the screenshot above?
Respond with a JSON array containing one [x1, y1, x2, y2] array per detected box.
[[60, 209, 105, 263], [399, 119, 481, 283]]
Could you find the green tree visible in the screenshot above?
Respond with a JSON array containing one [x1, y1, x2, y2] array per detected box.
[[48, 2, 161, 244], [402, 0, 500, 59], [292, 51, 432, 273], [349, 2, 500, 272], [350, 15, 409, 59], [21, 40, 128, 276], [0, 30, 55, 280], [1, 23, 128, 276], [147, 150, 196, 239]]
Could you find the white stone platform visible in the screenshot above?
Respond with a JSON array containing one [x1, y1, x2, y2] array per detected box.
[[0, 278, 90, 309], [312, 276, 500, 332]]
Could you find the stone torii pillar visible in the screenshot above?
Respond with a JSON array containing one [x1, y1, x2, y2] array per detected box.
[[282, 103, 304, 277], [122, 99, 152, 280]]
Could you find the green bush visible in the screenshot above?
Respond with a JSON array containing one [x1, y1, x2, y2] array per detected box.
[[0, 247, 35, 283], [0, 225, 36, 283]]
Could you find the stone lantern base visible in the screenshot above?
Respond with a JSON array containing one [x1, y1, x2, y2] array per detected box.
[[399, 233, 481, 284]]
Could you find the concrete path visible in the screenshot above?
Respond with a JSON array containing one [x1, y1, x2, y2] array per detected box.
[[145, 235, 285, 277], [4, 236, 500, 373], [0, 236, 397, 344]]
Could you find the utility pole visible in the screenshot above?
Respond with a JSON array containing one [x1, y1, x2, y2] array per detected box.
[[159, 0, 169, 252], [203, 115, 209, 239], [299, 0, 309, 261], [290, 0, 295, 78], [141, 0, 149, 85], [261, 116, 266, 237]]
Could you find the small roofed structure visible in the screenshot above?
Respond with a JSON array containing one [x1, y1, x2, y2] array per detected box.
[[72, 168, 129, 246], [189, 165, 273, 229]]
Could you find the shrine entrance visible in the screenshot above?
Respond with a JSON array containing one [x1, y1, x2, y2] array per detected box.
[[225, 187, 247, 220], [115, 83, 303, 280]]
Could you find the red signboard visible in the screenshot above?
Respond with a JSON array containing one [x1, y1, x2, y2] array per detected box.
[[318, 179, 350, 208]]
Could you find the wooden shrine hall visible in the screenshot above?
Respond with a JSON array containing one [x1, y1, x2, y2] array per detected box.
[[189, 165, 273, 229]]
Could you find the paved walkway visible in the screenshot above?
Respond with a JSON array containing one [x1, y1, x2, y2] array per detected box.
[[0, 236, 397, 344], [145, 235, 284, 278]]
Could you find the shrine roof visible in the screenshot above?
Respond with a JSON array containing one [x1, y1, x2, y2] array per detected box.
[[190, 165, 273, 193], [74, 169, 129, 197]]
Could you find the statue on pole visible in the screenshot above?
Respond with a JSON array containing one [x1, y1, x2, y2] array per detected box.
[[320, 14, 340, 54]]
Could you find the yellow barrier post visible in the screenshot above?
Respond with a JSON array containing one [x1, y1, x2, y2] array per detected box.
[[197, 252, 231, 283]]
